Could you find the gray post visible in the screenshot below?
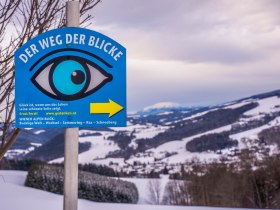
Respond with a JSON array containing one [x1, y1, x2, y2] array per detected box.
[[64, 1, 80, 210]]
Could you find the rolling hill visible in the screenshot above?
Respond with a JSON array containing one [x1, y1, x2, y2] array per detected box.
[[6, 89, 280, 175]]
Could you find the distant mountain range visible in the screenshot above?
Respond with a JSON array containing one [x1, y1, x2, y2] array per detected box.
[[6, 89, 280, 175], [136, 102, 204, 116]]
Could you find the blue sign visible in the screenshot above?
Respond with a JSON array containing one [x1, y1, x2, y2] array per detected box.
[[15, 27, 126, 128]]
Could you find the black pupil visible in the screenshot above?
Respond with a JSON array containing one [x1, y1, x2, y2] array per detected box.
[[71, 70, 85, 85]]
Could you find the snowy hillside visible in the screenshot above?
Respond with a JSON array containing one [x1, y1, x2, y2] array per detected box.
[[6, 90, 280, 175], [0, 170, 267, 210]]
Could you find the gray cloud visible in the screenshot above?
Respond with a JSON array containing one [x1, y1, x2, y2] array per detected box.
[[94, 0, 280, 64], [92, 0, 280, 111]]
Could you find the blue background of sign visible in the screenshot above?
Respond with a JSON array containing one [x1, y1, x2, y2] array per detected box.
[[15, 27, 126, 128]]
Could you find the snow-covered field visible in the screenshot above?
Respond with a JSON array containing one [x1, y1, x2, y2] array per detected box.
[[51, 131, 119, 164], [244, 96, 280, 116], [47, 96, 280, 174], [0, 170, 264, 210], [5, 95, 280, 177]]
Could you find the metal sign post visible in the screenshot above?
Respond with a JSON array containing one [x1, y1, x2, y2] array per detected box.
[[64, 2, 79, 210]]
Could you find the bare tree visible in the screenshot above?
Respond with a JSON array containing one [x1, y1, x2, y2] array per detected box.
[[0, 0, 101, 160], [146, 179, 162, 205], [162, 180, 191, 205]]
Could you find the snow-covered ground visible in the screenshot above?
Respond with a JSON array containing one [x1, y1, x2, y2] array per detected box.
[[244, 96, 280, 116], [127, 125, 232, 166], [223, 100, 253, 109], [122, 175, 170, 204], [230, 116, 280, 150], [181, 109, 218, 121], [51, 105, 280, 173], [0, 170, 265, 210], [6, 95, 280, 176], [50, 124, 169, 166], [50, 131, 118, 164]]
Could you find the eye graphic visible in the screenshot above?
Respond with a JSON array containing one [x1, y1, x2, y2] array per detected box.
[[31, 56, 113, 100]]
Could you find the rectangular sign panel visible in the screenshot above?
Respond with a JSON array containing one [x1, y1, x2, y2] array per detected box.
[[15, 27, 126, 128]]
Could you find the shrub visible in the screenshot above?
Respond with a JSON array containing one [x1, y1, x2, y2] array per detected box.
[[25, 163, 138, 203]]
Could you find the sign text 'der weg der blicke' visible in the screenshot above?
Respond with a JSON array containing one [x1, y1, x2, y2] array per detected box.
[[15, 27, 126, 128]]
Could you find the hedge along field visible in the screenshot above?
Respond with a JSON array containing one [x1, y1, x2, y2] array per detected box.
[[25, 163, 139, 204]]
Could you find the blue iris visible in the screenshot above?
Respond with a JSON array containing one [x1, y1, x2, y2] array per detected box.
[[52, 60, 87, 95]]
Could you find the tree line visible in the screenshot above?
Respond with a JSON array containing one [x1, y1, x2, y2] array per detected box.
[[164, 149, 280, 208]]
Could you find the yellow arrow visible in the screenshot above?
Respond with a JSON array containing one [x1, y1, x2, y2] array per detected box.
[[90, 99, 124, 118]]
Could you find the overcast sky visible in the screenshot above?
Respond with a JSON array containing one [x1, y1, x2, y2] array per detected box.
[[91, 0, 280, 111]]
